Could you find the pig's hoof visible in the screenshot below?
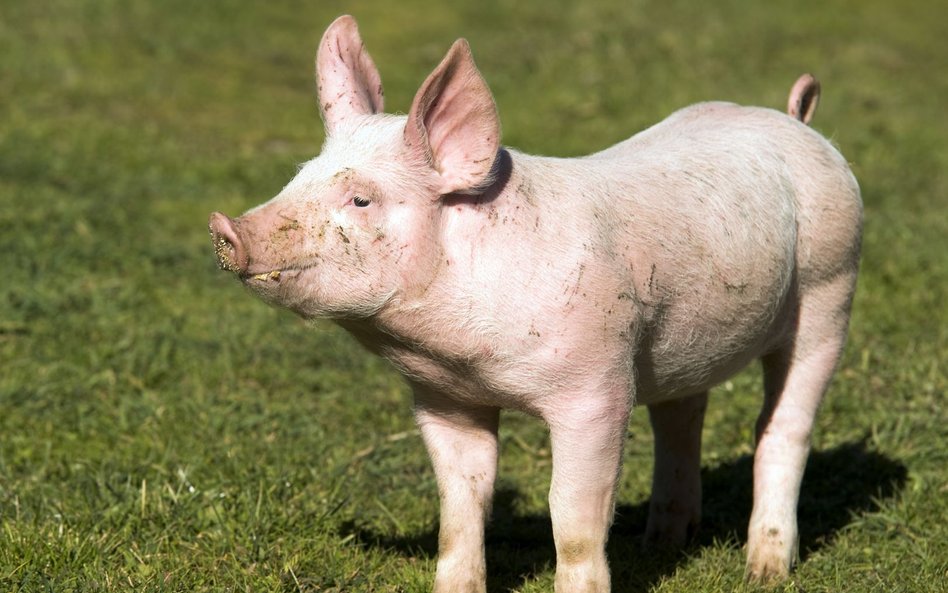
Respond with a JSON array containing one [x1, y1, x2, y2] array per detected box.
[[745, 562, 790, 587], [644, 504, 699, 548], [746, 524, 796, 585], [745, 547, 793, 586]]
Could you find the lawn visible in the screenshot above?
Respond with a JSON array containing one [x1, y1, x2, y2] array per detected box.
[[1, 0, 945, 591]]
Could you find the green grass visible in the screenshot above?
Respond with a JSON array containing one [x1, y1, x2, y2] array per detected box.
[[1, 0, 945, 591]]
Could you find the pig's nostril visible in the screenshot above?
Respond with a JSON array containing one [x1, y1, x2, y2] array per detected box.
[[214, 234, 238, 272], [209, 212, 247, 274]]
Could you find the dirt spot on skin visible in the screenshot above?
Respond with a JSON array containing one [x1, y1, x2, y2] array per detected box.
[[724, 280, 749, 294], [332, 167, 354, 182], [515, 178, 537, 207], [214, 236, 236, 271], [438, 528, 458, 556], [278, 219, 301, 232], [560, 540, 591, 565], [564, 263, 586, 305]]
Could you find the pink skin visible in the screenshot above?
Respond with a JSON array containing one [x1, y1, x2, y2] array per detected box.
[[209, 16, 861, 593]]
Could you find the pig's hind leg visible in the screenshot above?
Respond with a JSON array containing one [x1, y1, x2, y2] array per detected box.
[[746, 275, 856, 583], [644, 391, 708, 547]]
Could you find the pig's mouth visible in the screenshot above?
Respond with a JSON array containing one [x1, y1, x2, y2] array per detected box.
[[239, 264, 312, 286], [247, 270, 283, 283]]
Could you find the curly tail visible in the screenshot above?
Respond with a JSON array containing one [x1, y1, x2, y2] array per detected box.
[[787, 74, 820, 125]]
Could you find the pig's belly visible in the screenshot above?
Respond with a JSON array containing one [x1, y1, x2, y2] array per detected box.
[[631, 277, 795, 406], [634, 342, 765, 405]]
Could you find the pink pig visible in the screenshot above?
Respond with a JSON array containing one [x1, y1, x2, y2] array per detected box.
[[209, 15, 861, 592]]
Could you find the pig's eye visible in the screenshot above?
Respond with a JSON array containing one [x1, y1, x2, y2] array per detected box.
[[352, 196, 371, 208]]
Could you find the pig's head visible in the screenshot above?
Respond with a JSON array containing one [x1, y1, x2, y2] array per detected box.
[[209, 15, 501, 319]]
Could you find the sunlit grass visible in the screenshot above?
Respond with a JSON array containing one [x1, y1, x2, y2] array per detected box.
[[1, 0, 945, 591]]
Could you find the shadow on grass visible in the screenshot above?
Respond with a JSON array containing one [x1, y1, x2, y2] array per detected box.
[[344, 438, 906, 592]]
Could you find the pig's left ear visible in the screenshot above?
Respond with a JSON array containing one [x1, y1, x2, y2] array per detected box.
[[316, 15, 384, 134], [404, 39, 501, 196]]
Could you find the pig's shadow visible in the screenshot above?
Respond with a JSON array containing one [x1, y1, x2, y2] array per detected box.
[[343, 438, 905, 592]]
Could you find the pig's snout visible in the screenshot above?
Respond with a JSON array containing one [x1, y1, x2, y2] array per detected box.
[[209, 212, 249, 275]]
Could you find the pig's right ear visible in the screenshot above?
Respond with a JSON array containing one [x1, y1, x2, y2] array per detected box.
[[316, 15, 384, 134], [404, 39, 501, 196]]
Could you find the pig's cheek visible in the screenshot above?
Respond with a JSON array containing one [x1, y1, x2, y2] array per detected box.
[[382, 239, 409, 267], [372, 225, 387, 243], [297, 220, 332, 265]]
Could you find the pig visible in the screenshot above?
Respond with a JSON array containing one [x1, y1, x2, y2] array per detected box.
[[208, 15, 861, 593]]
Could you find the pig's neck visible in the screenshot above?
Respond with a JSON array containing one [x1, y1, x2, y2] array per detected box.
[[336, 286, 505, 395]]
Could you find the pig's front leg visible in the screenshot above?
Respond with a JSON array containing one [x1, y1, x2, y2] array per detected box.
[[413, 388, 500, 593], [547, 392, 631, 593]]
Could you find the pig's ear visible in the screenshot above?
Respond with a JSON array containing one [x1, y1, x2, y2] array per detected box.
[[404, 39, 501, 196], [316, 15, 384, 134]]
